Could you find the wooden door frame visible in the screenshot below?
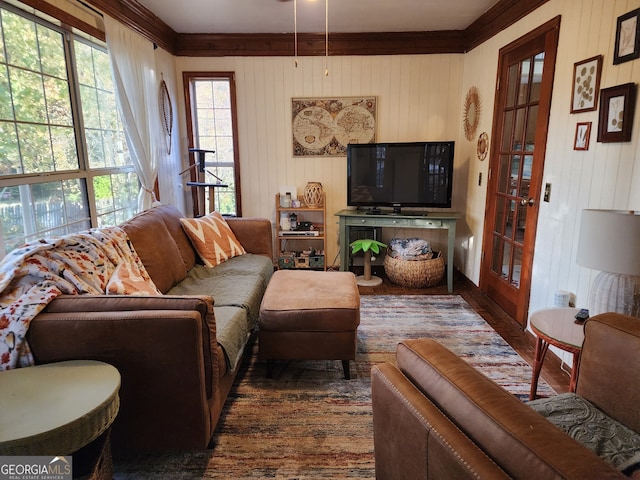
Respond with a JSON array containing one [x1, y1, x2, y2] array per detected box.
[[480, 16, 561, 327]]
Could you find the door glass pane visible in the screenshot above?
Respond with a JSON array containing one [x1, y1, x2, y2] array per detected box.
[[525, 105, 538, 146], [518, 59, 531, 105], [506, 64, 519, 108], [494, 197, 507, 234], [513, 108, 526, 150], [510, 155, 521, 195], [501, 110, 514, 151], [530, 53, 544, 102], [512, 246, 522, 287], [497, 155, 511, 194], [522, 155, 533, 197], [502, 242, 512, 280]]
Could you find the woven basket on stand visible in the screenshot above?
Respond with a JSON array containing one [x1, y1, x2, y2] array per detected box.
[[384, 250, 445, 288]]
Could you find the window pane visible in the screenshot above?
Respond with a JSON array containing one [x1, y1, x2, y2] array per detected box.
[[0, 179, 90, 252], [190, 75, 239, 215], [94, 172, 139, 225], [0, 6, 141, 258], [75, 40, 130, 170]]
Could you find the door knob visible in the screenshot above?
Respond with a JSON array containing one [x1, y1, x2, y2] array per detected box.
[[520, 197, 535, 206]]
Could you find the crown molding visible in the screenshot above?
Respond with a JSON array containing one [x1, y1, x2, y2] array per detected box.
[[66, 0, 550, 56]]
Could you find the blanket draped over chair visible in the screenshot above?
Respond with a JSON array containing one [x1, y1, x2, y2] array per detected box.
[[0, 227, 159, 371]]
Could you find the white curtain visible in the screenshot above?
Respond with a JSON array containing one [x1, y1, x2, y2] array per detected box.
[[104, 16, 161, 210]]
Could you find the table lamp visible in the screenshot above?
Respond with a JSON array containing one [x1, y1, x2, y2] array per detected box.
[[576, 209, 640, 317]]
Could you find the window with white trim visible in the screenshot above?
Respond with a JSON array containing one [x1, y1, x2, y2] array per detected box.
[[0, 3, 139, 257]]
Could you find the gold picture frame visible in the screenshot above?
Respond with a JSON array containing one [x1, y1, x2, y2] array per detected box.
[[292, 97, 376, 157]]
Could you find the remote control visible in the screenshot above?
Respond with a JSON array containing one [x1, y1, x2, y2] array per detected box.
[[574, 308, 589, 323]]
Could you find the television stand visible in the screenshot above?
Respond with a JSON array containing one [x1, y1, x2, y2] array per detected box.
[[335, 209, 461, 292]]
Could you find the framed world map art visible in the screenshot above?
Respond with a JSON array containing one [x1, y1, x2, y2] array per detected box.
[[292, 97, 376, 156]]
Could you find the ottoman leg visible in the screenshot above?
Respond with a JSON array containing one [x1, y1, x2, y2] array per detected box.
[[342, 360, 351, 380], [266, 360, 274, 379]]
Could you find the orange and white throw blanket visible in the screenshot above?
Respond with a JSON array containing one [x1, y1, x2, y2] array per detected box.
[[0, 226, 160, 371]]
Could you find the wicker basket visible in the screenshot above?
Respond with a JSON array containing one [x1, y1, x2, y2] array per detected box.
[[384, 250, 445, 288]]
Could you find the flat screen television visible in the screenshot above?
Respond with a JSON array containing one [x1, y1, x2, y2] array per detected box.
[[347, 141, 454, 214]]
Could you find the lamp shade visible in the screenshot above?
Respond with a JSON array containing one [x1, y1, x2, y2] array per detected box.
[[577, 209, 640, 275]]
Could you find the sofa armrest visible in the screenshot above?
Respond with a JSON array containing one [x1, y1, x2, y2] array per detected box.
[[372, 363, 510, 480], [226, 217, 273, 258], [397, 339, 624, 479], [27, 295, 220, 450], [577, 313, 640, 433]]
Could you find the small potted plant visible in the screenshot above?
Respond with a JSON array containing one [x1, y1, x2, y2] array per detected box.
[[350, 238, 387, 286]]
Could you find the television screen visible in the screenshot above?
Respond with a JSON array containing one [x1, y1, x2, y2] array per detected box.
[[347, 141, 454, 212]]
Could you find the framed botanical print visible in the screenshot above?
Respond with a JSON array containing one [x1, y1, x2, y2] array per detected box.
[[571, 55, 602, 113], [574, 122, 591, 150], [614, 8, 640, 65], [597, 83, 637, 143]]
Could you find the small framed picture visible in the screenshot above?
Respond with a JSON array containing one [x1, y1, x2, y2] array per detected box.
[[574, 122, 591, 150], [571, 56, 602, 113], [614, 8, 640, 65], [597, 83, 637, 143]]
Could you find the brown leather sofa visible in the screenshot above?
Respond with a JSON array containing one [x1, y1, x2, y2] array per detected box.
[[371, 312, 639, 479], [26, 205, 273, 451]]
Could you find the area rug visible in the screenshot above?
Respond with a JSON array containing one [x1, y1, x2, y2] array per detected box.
[[113, 295, 555, 479]]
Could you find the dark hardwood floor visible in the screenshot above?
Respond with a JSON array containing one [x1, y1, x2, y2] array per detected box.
[[353, 266, 571, 395]]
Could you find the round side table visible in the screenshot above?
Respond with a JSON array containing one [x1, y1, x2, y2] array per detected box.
[[0, 360, 120, 456], [529, 307, 584, 400]]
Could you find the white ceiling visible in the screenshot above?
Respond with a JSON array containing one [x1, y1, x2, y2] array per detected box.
[[136, 0, 500, 34]]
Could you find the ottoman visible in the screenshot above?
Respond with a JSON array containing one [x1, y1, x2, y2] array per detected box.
[[258, 270, 360, 379]]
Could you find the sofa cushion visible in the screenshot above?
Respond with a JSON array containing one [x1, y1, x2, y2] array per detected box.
[[155, 204, 198, 271], [528, 393, 640, 476], [167, 256, 271, 325], [121, 207, 188, 293], [180, 212, 246, 267]]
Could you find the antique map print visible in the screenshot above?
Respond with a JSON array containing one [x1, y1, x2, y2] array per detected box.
[[292, 97, 376, 156]]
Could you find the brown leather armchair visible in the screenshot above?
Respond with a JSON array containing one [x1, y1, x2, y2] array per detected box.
[[371, 312, 638, 479]]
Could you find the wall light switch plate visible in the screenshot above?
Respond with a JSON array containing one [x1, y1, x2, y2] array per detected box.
[[544, 183, 551, 202]]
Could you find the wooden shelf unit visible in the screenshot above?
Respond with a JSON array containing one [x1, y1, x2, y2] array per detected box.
[[275, 193, 326, 270]]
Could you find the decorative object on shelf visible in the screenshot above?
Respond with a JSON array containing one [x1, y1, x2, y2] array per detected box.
[[597, 83, 637, 143], [350, 238, 387, 286], [463, 86, 481, 141], [289, 213, 298, 230], [303, 182, 324, 207], [477, 132, 489, 160], [574, 122, 592, 150], [292, 97, 376, 156], [280, 212, 291, 231], [280, 192, 292, 208], [613, 7, 640, 65], [571, 55, 602, 113], [159, 74, 173, 155], [576, 209, 640, 317]]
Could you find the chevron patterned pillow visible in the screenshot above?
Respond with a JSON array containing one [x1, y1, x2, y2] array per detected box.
[[180, 212, 246, 267]]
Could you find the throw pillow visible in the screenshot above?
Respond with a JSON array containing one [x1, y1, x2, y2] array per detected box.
[[106, 262, 162, 296], [180, 212, 246, 267]]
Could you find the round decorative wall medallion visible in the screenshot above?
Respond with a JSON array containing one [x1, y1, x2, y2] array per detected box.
[[477, 132, 489, 161], [463, 86, 481, 141]]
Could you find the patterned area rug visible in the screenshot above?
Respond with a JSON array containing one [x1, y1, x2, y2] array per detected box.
[[113, 295, 555, 479]]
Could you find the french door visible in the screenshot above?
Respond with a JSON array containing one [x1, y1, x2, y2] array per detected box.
[[480, 18, 560, 327]]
